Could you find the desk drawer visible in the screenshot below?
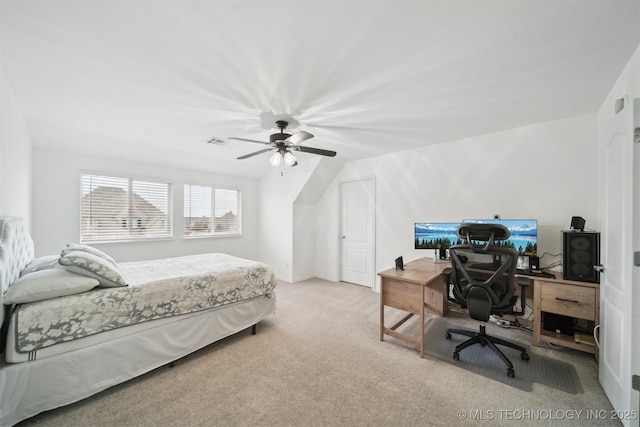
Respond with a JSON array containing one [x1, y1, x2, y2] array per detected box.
[[540, 281, 596, 320]]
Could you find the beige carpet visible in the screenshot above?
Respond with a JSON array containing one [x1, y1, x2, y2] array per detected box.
[[18, 279, 616, 426]]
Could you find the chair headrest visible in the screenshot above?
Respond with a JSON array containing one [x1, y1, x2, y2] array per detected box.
[[457, 223, 510, 242]]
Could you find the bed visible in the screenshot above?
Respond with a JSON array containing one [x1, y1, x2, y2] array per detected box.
[[0, 217, 278, 426]]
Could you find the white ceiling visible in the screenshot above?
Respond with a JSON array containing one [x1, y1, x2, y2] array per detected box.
[[1, 1, 639, 178]]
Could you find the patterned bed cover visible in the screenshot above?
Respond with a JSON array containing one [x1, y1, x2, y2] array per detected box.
[[13, 253, 277, 353]]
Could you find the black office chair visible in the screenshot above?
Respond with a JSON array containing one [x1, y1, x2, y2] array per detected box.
[[444, 223, 529, 377]]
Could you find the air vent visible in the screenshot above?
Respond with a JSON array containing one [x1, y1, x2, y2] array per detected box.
[[206, 137, 228, 146]]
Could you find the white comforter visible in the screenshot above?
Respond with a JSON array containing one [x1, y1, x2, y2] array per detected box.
[[12, 253, 277, 353]]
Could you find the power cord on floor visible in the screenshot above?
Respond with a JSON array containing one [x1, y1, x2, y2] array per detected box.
[[492, 317, 533, 333], [546, 342, 565, 350], [446, 307, 533, 332]]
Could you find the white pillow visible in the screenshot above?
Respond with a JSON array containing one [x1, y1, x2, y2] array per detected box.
[[59, 250, 127, 288], [21, 255, 63, 277], [4, 269, 100, 304], [62, 243, 117, 265]]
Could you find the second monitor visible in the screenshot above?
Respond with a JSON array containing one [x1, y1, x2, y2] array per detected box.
[[462, 218, 538, 257]]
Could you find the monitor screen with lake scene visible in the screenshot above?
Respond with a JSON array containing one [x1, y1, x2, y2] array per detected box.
[[414, 222, 463, 249], [462, 218, 538, 257]]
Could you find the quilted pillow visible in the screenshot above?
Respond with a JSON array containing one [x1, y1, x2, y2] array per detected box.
[[4, 269, 100, 304], [61, 243, 117, 265], [59, 250, 128, 288], [20, 255, 63, 277]]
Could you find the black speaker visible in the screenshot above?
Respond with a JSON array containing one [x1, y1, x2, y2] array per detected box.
[[563, 231, 600, 283]]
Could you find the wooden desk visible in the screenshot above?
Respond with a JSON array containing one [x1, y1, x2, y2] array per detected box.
[[378, 258, 448, 358], [378, 259, 600, 358]]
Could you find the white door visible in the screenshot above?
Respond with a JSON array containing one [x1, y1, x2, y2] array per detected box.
[[340, 179, 375, 288], [598, 95, 637, 426]]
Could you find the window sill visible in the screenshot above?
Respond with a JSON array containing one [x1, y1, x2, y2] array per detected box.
[[81, 237, 175, 245], [183, 233, 242, 240]]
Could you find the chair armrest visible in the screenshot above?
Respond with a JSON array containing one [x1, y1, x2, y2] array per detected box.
[[512, 276, 532, 316], [441, 267, 463, 306], [517, 276, 531, 288]]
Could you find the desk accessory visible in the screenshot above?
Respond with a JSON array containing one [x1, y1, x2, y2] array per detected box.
[[570, 216, 585, 231]]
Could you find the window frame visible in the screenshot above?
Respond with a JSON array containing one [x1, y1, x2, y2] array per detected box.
[[183, 183, 242, 238], [80, 172, 174, 243]]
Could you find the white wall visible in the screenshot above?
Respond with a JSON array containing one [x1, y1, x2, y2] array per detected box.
[[0, 68, 32, 225], [316, 113, 599, 289], [258, 156, 322, 283], [293, 203, 316, 282], [32, 148, 260, 262]]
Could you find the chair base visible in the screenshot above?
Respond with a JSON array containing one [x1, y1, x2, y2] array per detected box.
[[445, 323, 529, 377]]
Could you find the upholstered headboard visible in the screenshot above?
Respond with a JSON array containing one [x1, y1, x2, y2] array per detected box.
[[0, 217, 35, 330]]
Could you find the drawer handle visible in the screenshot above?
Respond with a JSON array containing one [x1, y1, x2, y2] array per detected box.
[[555, 297, 579, 304]]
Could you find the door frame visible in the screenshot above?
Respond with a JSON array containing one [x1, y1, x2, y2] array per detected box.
[[339, 176, 376, 289]]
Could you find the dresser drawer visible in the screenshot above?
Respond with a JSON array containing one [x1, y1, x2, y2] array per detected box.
[[540, 281, 596, 320]]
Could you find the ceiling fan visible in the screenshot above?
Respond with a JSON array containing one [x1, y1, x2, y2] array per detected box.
[[230, 120, 337, 168]]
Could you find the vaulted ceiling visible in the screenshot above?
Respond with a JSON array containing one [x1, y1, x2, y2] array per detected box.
[[1, 1, 639, 178]]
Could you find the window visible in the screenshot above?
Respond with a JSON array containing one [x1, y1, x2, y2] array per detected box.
[[81, 174, 172, 242], [184, 184, 241, 236]]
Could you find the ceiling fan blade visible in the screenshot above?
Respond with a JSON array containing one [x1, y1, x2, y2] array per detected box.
[[228, 137, 271, 145], [293, 146, 337, 157], [237, 148, 274, 159], [285, 131, 314, 145]]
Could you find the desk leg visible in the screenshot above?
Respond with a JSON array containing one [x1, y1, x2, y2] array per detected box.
[[379, 277, 427, 357], [420, 284, 425, 358], [380, 280, 384, 342]]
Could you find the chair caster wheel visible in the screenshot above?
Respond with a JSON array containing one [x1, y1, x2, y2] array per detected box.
[[521, 352, 530, 361], [453, 351, 460, 361], [507, 368, 515, 378], [445, 332, 452, 340]]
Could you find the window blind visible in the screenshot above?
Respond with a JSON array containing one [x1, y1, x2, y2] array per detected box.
[[81, 174, 172, 242], [184, 185, 240, 236]]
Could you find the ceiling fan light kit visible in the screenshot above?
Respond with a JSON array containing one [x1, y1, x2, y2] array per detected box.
[[268, 152, 282, 167], [269, 150, 298, 168], [227, 120, 336, 174], [283, 151, 298, 167]]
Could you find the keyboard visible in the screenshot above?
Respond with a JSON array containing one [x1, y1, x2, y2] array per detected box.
[[516, 268, 555, 278]]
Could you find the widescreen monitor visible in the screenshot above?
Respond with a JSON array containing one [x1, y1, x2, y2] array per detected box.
[[414, 222, 462, 249], [462, 218, 538, 257]]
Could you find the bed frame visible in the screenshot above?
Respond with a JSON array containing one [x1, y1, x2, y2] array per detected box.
[[0, 217, 276, 426]]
